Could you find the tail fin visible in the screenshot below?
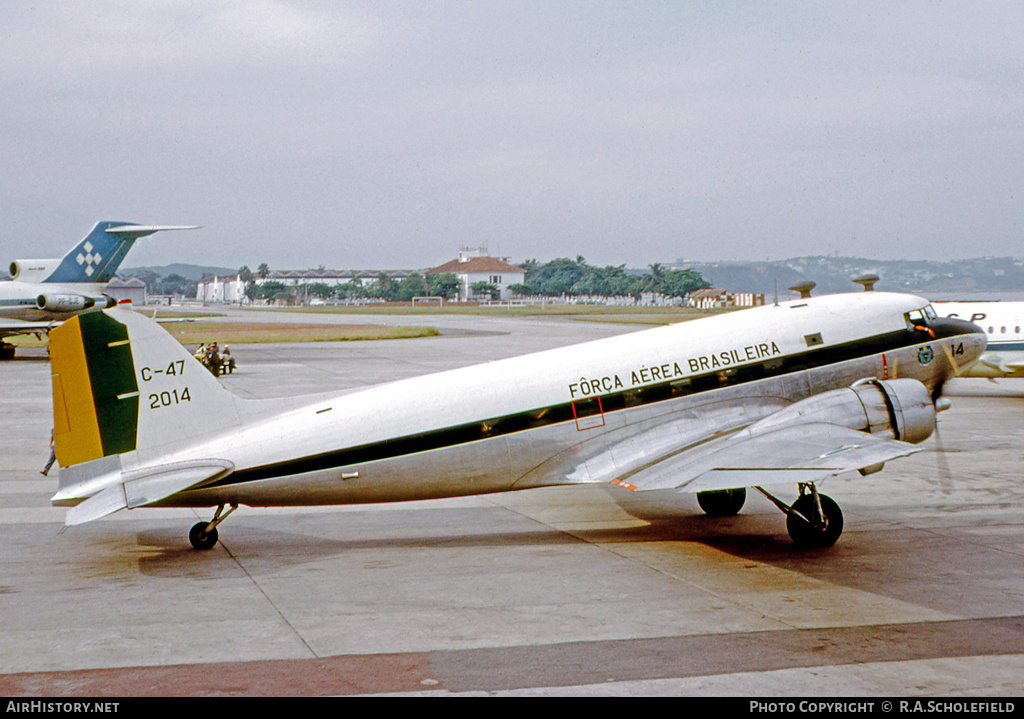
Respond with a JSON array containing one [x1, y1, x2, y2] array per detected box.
[[50, 305, 242, 468], [44, 221, 199, 283], [50, 306, 242, 524]]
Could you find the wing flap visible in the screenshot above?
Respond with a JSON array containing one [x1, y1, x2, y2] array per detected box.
[[620, 423, 922, 493]]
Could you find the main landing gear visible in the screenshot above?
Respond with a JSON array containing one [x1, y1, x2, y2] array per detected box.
[[696, 482, 844, 548], [189, 503, 237, 550]]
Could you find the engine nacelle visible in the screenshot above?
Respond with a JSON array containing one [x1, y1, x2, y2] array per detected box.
[[849, 378, 937, 444], [748, 378, 937, 445], [36, 294, 95, 313], [10, 259, 61, 282]]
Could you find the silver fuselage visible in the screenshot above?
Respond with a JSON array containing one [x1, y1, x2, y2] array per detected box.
[[129, 293, 984, 510]]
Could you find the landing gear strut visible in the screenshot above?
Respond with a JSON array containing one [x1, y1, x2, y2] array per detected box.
[[757, 483, 844, 548], [189, 503, 237, 550]]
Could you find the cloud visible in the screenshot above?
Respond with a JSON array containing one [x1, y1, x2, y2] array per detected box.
[[2, 2, 1023, 270]]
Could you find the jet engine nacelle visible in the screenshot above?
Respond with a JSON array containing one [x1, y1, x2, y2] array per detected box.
[[36, 294, 95, 313], [749, 378, 937, 445], [9, 259, 61, 282]]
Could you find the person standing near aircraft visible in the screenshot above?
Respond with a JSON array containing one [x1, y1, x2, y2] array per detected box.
[[222, 346, 235, 373], [41, 429, 56, 477]]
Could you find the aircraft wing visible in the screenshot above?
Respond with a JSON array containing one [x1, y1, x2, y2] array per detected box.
[[614, 422, 923, 493], [0, 311, 191, 342], [0, 318, 59, 340], [976, 353, 1024, 376]]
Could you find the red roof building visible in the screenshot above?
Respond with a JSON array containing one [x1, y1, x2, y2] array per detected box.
[[425, 249, 526, 301]]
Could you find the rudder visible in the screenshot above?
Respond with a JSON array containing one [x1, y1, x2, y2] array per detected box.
[[51, 306, 243, 469]]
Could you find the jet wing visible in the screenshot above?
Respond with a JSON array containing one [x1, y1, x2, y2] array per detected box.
[[976, 353, 1024, 376], [0, 318, 58, 340], [616, 423, 923, 493]]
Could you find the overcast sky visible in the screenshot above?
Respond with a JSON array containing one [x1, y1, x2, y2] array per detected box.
[[3, 1, 1023, 272]]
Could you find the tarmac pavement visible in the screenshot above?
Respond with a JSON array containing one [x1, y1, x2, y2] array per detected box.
[[1, 309, 1023, 697]]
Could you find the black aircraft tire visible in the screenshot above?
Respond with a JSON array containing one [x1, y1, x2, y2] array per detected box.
[[786, 494, 843, 548], [189, 522, 219, 550], [697, 487, 747, 517]]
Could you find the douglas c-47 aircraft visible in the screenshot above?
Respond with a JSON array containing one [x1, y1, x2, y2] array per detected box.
[[49, 288, 985, 550], [1, 221, 197, 359]]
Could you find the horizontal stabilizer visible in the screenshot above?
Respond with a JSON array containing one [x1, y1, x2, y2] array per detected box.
[[121, 460, 234, 509], [64, 484, 129, 526], [59, 460, 234, 526], [104, 224, 201, 239]]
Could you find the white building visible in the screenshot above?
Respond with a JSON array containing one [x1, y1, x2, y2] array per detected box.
[[197, 274, 247, 304], [687, 288, 766, 309], [425, 249, 526, 301], [254, 269, 409, 290], [106, 277, 147, 306]]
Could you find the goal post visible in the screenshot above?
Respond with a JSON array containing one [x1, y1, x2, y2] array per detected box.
[[412, 296, 444, 307]]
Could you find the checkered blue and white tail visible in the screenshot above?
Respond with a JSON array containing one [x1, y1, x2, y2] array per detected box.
[[44, 221, 167, 284]]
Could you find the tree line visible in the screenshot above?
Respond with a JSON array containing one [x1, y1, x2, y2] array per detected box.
[[125, 257, 710, 304], [239, 257, 709, 303], [513, 257, 709, 299], [239, 265, 462, 302]]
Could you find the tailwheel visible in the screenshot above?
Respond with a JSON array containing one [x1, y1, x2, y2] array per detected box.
[[188, 503, 237, 550], [785, 490, 843, 548], [697, 487, 747, 517]]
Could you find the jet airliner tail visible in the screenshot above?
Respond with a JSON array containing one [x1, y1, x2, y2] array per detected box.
[[40, 221, 200, 284]]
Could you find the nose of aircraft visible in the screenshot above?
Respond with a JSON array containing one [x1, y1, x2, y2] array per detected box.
[[930, 316, 987, 383]]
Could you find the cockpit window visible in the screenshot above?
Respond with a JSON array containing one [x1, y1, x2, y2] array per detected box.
[[904, 306, 939, 336], [905, 308, 930, 326]]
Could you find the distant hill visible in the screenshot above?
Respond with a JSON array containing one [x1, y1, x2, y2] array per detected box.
[[121, 264, 237, 281], [676, 256, 1024, 300]]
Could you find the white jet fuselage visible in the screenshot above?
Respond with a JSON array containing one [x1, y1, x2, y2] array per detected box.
[[0, 280, 109, 323]]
